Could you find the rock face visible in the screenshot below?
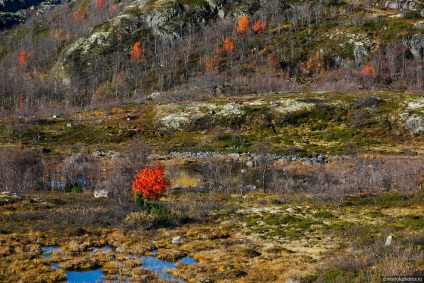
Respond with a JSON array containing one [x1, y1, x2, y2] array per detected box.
[[0, 11, 24, 30], [404, 114, 424, 136], [0, 0, 39, 13], [385, 0, 421, 10], [143, 0, 224, 38], [354, 43, 369, 65], [403, 34, 424, 60]]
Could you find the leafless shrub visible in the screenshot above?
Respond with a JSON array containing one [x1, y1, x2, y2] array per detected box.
[[200, 153, 243, 193], [106, 138, 151, 207], [59, 151, 102, 190], [0, 147, 44, 192]]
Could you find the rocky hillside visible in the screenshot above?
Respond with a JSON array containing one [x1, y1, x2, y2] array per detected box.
[[2, 0, 424, 115]]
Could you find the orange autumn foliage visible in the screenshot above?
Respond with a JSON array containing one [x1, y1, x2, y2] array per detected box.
[[130, 40, 145, 62], [306, 51, 325, 74], [18, 50, 28, 65], [95, 0, 105, 9], [73, 8, 86, 22], [236, 16, 250, 34], [18, 50, 35, 65], [18, 94, 24, 109], [132, 162, 170, 200], [253, 19, 266, 33], [223, 37, 235, 53], [205, 55, 222, 73], [362, 65, 377, 77]]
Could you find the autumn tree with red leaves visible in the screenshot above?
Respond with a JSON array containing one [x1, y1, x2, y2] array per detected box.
[[130, 40, 145, 63], [132, 162, 170, 200], [73, 8, 86, 22], [361, 65, 377, 77], [253, 19, 266, 33], [95, 0, 105, 9], [236, 16, 250, 34], [18, 50, 28, 65]]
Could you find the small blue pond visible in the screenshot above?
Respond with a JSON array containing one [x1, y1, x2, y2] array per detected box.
[[140, 251, 197, 283], [66, 269, 104, 283], [90, 245, 112, 254], [41, 246, 61, 258], [43, 246, 196, 283]]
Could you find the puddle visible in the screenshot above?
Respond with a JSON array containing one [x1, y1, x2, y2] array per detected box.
[[91, 245, 112, 253], [140, 251, 197, 283], [41, 246, 61, 258], [51, 263, 59, 269], [141, 255, 185, 283], [66, 269, 104, 283], [180, 256, 197, 265], [50, 262, 104, 283]]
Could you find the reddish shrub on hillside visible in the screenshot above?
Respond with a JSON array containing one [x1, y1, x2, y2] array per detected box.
[[362, 65, 377, 77], [223, 37, 235, 53], [18, 50, 28, 65], [253, 19, 266, 33], [95, 0, 105, 9], [236, 16, 250, 34], [130, 40, 145, 63], [132, 162, 170, 200]]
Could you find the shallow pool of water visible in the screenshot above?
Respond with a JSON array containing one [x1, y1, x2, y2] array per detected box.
[[41, 246, 61, 258], [43, 246, 196, 283], [140, 251, 197, 283], [91, 245, 112, 254], [66, 269, 103, 283]]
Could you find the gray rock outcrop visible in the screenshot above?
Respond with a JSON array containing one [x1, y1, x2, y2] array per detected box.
[[403, 34, 424, 60], [401, 113, 424, 135], [385, 0, 421, 10], [0, 0, 39, 13], [0, 11, 24, 29], [354, 43, 369, 65]]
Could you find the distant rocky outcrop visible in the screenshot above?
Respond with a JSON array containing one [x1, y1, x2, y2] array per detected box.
[[0, 0, 39, 12], [403, 34, 424, 60], [0, 11, 25, 29], [385, 0, 421, 10], [0, 0, 61, 29]]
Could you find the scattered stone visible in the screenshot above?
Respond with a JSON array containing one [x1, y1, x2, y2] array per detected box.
[[94, 189, 109, 198], [92, 151, 105, 157], [385, 235, 393, 246], [246, 185, 257, 191], [170, 236, 187, 246]]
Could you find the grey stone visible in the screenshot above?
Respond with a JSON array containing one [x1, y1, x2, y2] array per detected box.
[[385, 0, 421, 10], [170, 236, 187, 246], [403, 34, 424, 60], [94, 189, 109, 198], [385, 235, 393, 246], [354, 43, 369, 65]]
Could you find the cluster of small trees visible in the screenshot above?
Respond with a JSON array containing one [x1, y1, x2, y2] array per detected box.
[[1, 141, 423, 210]]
